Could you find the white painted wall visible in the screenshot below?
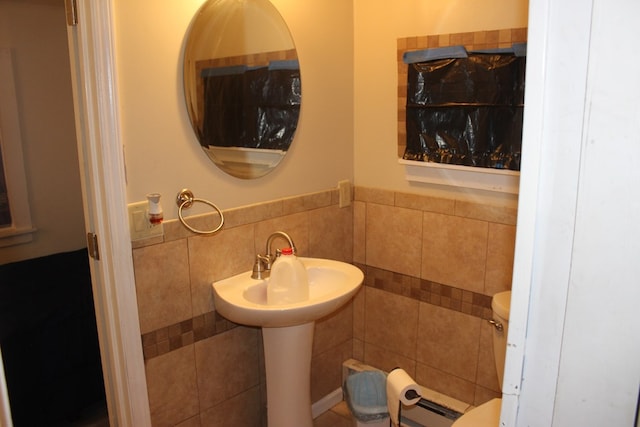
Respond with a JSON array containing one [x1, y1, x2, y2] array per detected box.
[[114, 0, 354, 215], [353, 0, 529, 205]]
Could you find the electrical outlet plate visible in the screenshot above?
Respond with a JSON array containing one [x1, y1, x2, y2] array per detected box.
[[128, 201, 163, 240], [338, 180, 352, 208]]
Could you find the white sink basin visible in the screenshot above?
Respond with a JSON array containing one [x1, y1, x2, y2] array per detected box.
[[212, 257, 364, 328]]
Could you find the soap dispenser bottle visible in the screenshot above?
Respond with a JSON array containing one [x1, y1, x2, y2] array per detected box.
[[267, 247, 309, 305]]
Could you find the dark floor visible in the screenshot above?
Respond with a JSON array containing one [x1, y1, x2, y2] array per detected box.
[[69, 400, 109, 427], [1, 249, 106, 426]]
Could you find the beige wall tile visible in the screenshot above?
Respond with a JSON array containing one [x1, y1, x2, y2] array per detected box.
[[223, 200, 284, 229], [308, 204, 353, 262], [145, 345, 199, 427], [473, 384, 501, 407], [133, 239, 192, 334], [254, 212, 309, 256], [415, 363, 475, 405], [199, 386, 262, 427], [364, 288, 419, 360], [454, 200, 517, 225], [475, 322, 500, 392], [313, 303, 353, 356], [311, 340, 352, 402], [174, 415, 201, 427], [354, 186, 395, 205], [363, 342, 416, 378], [366, 203, 422, 277], [417, 303, 482, 382], [484, 223, 516, 295], [283, 190, 333, 214], [188, 224, 256, 316], [395, 191, 455, 215], [195, 327, 260, 411], [353, 201, 366, 264], [133, 184, 521, 423], [162, 218, 195, 243], [353, 339, 365, 361], [352, 287, 365, 341], [172, 211, 225, 239], [422, 212, 488, 292]]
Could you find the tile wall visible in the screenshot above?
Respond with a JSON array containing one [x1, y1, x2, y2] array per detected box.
[[132, 189, 354, 426], [131, 185, 516, 425], [352, 187, 516, 407]]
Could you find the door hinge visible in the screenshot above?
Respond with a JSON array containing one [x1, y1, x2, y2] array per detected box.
[[87, 232, 100, 260], [64, 0, 78, 26]]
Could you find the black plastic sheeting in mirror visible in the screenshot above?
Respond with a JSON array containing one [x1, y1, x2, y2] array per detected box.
[[201, 62, 301, 151], [404, 53, 526, 171]]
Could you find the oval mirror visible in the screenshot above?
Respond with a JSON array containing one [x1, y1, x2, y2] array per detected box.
[[183, 0, 301, 179]]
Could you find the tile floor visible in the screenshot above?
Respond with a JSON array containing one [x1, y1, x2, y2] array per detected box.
[[70, 399, 352, 426], [313, 401, 355, 427]]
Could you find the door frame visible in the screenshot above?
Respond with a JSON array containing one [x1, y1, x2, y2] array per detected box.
[[64, 1, 151, 425], [0, 1, 150, 425]]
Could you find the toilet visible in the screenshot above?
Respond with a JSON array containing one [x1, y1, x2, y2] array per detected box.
[[452, 290, 511, 427]]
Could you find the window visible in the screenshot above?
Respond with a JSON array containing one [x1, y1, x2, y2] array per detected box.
[[0, 48, 36, 247], [404, 46, 526, 171], [0, 148, 11, 227], [397, 29, 527, 193], [200, 60, 301, 150]]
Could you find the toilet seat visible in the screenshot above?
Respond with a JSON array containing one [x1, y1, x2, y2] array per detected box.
[[452, 398, 501, 427]]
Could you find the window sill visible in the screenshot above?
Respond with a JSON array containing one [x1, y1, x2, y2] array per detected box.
[[399, 159, 520, 194], [0, 226, 36, 248]]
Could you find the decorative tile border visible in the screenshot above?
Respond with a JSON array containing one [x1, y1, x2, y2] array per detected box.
[[142, 264, 493, 361], [360, 263, 493, 320], [141, 311, 237, 361], [137, 186, 509, 360]]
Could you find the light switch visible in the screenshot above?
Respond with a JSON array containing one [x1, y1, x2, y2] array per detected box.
[[128, 201, 163, 240], [132, 209, 147, 232], [338, 180, 351, 208]]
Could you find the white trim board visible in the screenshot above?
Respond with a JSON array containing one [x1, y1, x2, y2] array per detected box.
[[399, 159, 520, 194]]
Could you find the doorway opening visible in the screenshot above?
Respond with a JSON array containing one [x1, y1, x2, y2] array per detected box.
[[0, 0, 108, 424]]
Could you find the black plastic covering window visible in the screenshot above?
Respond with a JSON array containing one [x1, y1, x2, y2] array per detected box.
[[201, 61, 301, 151], [404, 49, 526, 171]]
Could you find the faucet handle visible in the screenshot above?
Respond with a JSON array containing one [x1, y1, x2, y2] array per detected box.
[[251, 255, 270, 279]]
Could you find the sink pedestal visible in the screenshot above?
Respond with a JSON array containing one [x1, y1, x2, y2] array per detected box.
[[212, 257, 365, 426], [262, 322, 315, 427]]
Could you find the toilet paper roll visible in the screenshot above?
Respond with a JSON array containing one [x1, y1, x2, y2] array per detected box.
[[386, 368, 421, 426]]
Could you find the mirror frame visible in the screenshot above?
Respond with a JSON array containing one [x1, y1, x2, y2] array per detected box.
[[183, 0, 301, 179]]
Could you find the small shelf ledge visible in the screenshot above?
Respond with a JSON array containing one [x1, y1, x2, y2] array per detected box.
[[399, 159, 520, 194], [0, 226, 37, 248]]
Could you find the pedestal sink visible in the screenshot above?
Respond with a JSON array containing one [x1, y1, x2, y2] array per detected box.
[[212, 257, 364, 427]]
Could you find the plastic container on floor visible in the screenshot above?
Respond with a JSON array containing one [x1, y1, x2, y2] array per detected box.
[[344, 370, 390, 426]]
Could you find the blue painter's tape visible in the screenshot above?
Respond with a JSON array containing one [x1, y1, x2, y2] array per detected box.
[[268, 59, 300, 70], [471, 42, 528, 57], [403, 45, 468, 64], [200, 65, 248, 77]]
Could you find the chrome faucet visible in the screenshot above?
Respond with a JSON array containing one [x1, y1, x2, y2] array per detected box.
[[251, 231, 297, 279]]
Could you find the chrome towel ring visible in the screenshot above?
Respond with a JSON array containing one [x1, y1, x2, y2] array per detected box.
[[175, 188, 224, 234]]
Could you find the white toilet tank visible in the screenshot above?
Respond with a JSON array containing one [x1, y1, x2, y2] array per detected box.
[[451, 290, 512, 427], [491, 291, 511, 388]]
